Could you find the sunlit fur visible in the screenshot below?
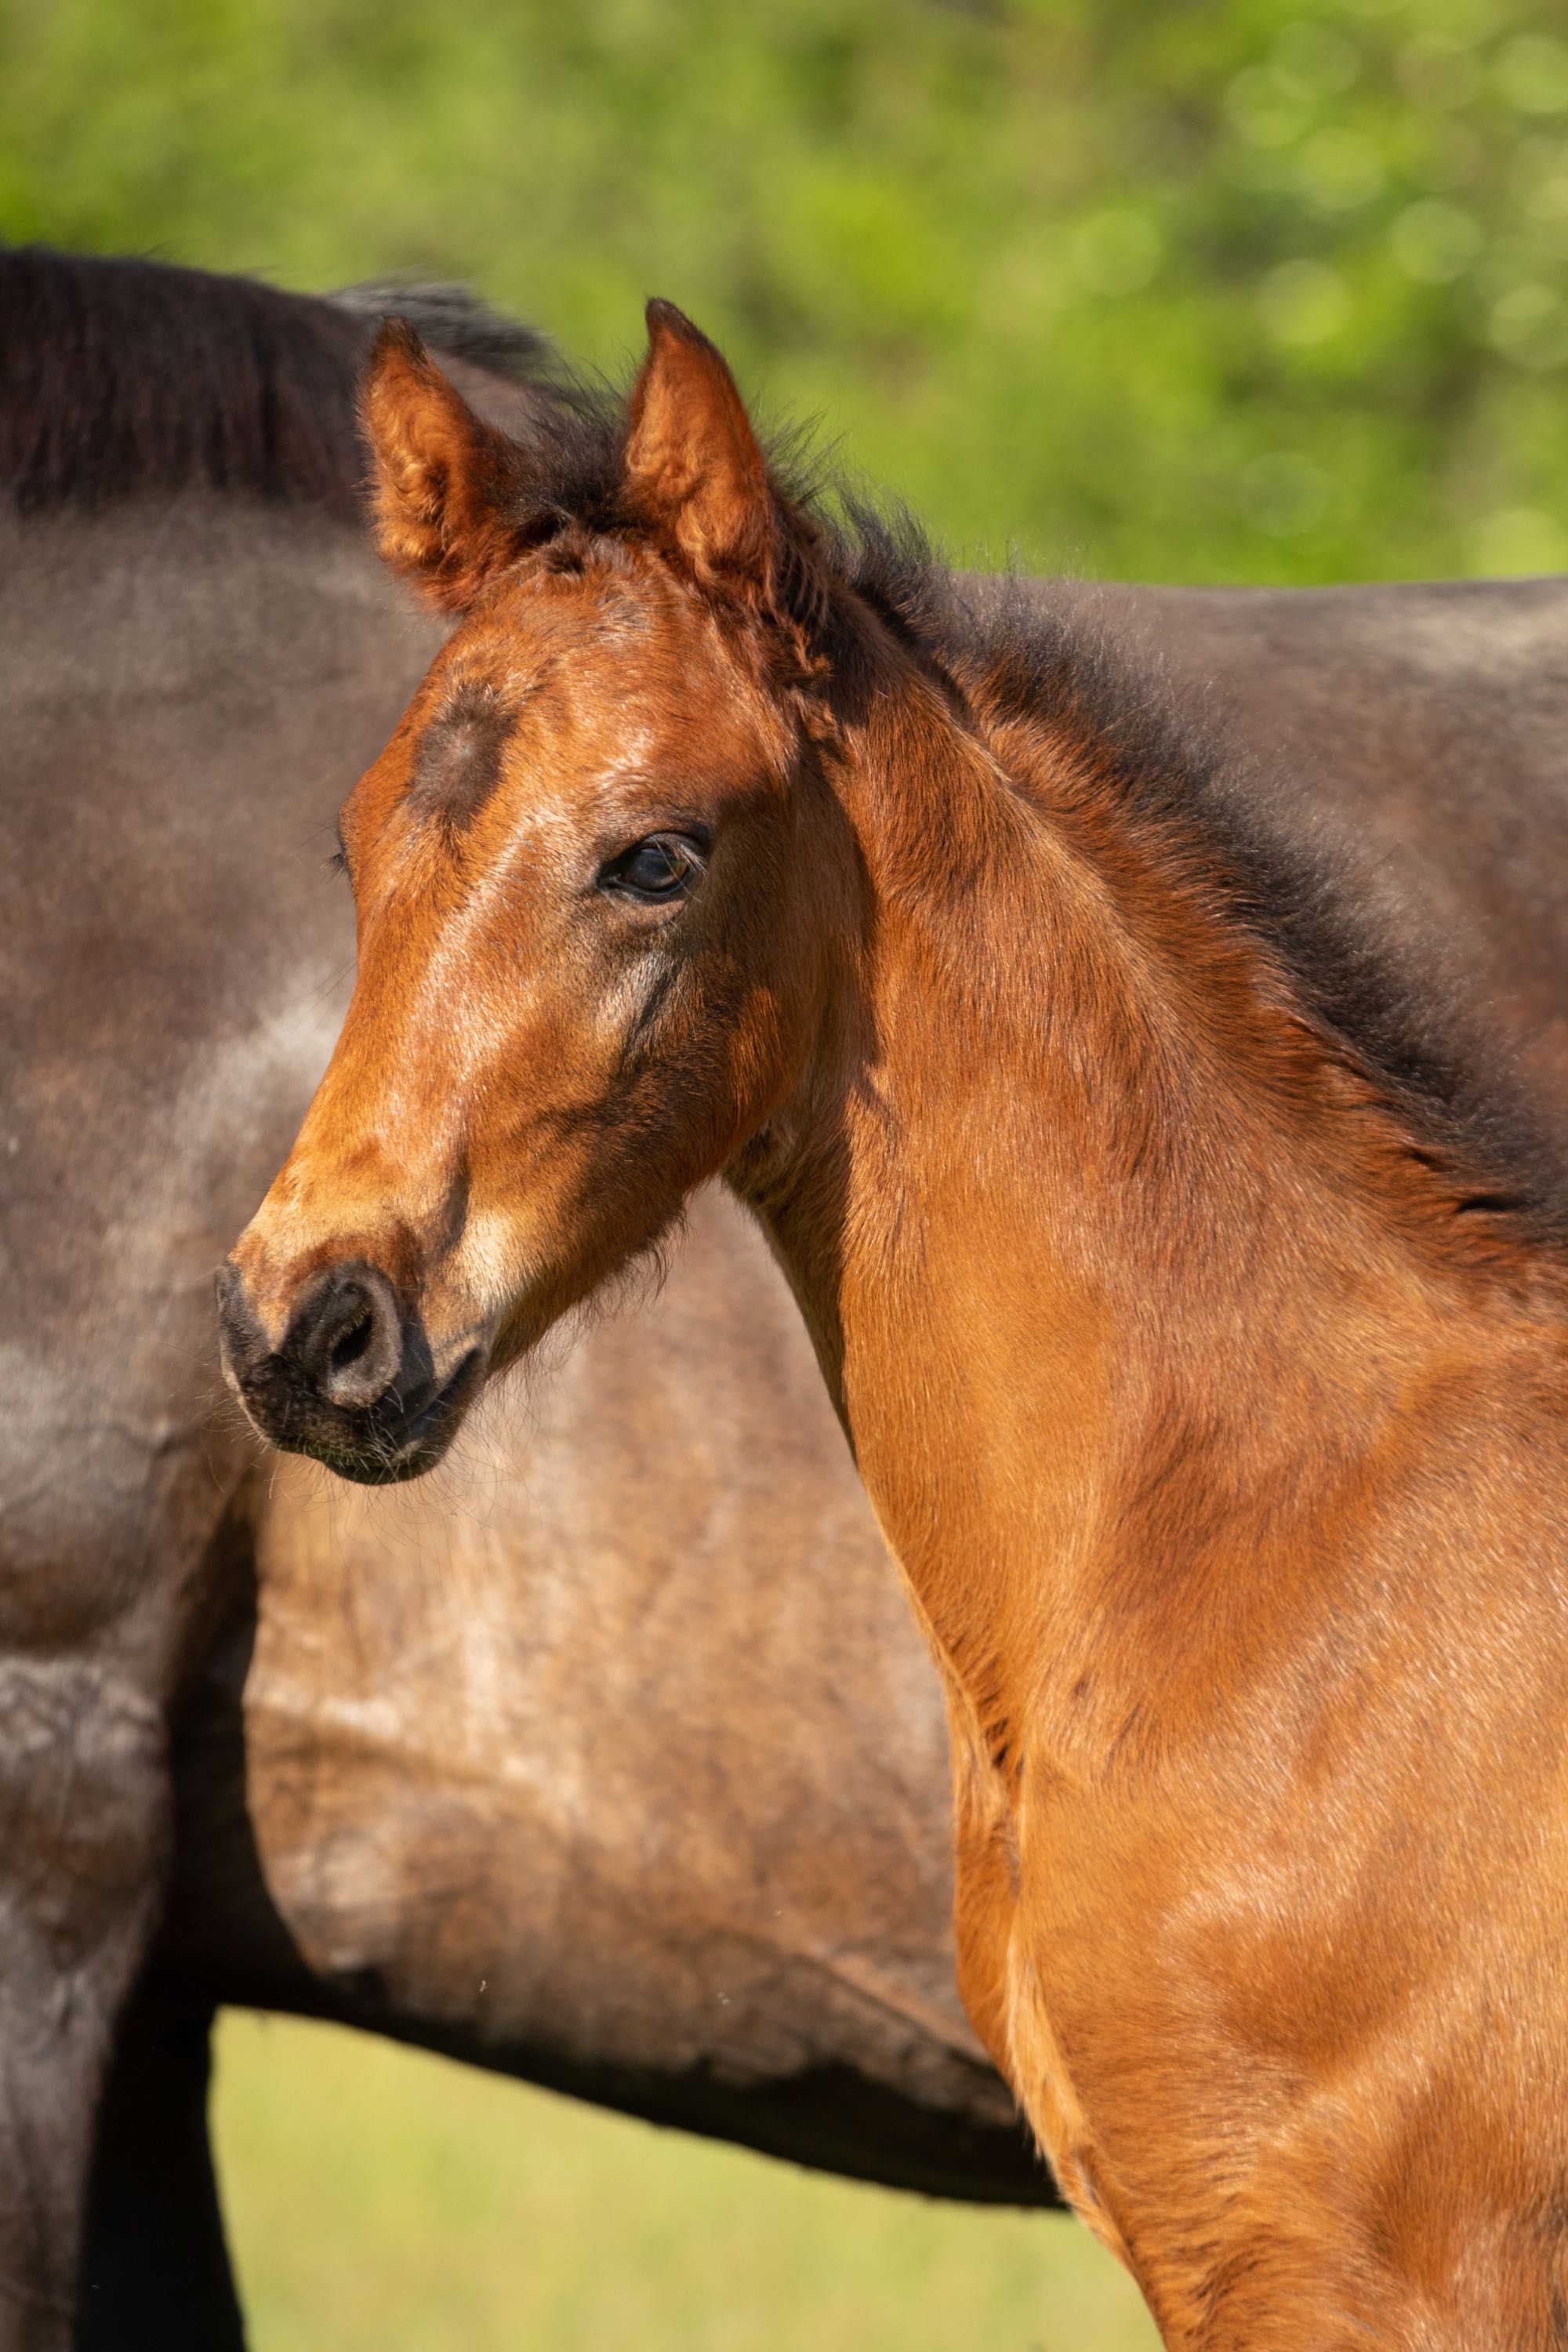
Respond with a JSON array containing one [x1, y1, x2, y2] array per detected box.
[[228, 303, 1568, 2347]]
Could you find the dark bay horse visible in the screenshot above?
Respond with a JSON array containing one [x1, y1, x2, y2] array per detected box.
[[9, 247, 1568, 2349], [224, 298, 1568, 2347]]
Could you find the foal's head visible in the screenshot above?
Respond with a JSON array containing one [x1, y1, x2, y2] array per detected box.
[[220, 303, 858, 1480]]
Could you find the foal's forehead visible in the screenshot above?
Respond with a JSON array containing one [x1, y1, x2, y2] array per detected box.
[[450, 560, 743, 694], [417, 561, 787, 792]]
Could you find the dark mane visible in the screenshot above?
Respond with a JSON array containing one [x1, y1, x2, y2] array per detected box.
[[0, 245, 552, 517]]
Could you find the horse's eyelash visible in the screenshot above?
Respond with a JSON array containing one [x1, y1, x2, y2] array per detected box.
[[327, 845, 348, 877]]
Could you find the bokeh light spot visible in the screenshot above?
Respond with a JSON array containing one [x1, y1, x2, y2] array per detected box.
[[1390, 199, 1483, 282], [1258, 258, 1352, 343]]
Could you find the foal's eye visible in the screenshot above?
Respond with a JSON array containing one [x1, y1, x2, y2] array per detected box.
[[598, 833, 706, 904]]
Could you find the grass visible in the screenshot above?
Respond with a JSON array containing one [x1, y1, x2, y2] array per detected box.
[[213, 2010, 1160, 2352]]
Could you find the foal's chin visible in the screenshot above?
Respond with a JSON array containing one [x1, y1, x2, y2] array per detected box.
[[231, 1345, 489, 1487], [291, 1425, 462, 1487]]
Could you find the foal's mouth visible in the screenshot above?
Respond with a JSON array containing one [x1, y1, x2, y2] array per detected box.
[[286, 1345, 490, 1485]]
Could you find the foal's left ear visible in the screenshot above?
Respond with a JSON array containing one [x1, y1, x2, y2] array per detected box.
[[361, 320, 527, 613], [623, 301, 779, 597]]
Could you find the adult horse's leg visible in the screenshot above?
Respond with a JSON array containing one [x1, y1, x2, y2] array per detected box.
[[0, 1734, 160, 2342], [71, 1548, 281, 2352], [74, 1978, 243, 2352], [0, 1377, 197, 2345], [0, 1381, 250, 2345]]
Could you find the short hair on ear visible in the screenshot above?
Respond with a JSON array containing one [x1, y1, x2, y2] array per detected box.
[[623, 301, 786, 583], [361, 319, 530, 613]]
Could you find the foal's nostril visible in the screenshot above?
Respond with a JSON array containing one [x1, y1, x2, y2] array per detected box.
[[329, 1309, 374, 1379], [291, 1265, 405, 1413]]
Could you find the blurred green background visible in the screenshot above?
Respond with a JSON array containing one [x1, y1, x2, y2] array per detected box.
[[5, 2, 1565, 2343], [5, 0, 1568, 584]]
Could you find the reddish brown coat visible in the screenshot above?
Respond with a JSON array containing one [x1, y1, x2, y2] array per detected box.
[[225, 303, 1568, 2348]]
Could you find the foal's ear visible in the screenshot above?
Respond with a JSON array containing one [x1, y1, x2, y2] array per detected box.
[[361, 320, 525, 613], [623, 301, 778, 593]]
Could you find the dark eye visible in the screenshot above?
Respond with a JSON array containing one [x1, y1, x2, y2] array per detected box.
[[599, 833, 706, 904]]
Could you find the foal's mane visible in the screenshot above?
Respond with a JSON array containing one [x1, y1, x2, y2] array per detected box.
[[0, 244, 553, 516], [855, 532, 1568, 1253]]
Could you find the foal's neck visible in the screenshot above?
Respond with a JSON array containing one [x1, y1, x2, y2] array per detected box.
[[739, 644, 1561, 1775]]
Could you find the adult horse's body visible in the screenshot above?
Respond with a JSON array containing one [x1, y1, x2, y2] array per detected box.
[[225, 299, 1568, 2347], [9, 249, 1568, 2349]]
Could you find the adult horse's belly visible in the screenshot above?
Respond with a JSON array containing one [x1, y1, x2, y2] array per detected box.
[[165, 1186, 1046, 2201]]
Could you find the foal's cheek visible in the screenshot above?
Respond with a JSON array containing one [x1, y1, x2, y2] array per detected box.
[[586, 953, 660, 1058]]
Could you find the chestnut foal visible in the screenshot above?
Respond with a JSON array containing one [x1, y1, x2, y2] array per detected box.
[[222, 303, 1568, 2347]]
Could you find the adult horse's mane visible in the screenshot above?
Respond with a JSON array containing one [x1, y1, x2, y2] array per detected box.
[[0, 243, 552, 516]]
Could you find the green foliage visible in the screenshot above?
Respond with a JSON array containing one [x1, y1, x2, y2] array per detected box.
[[4, 0, 1568, 580], [214, 2013, 1159, 2350]]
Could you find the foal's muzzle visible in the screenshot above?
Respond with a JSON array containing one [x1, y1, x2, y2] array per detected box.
[[215, 1258, 485, 1483]]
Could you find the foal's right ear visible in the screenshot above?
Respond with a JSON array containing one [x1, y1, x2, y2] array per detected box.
[[623, 301, 778, 592], [361, 321, 526, 614]]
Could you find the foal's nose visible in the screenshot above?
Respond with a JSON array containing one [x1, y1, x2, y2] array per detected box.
[[216, 1249, 484, 1483], [285, 1264, 405, 1412]]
